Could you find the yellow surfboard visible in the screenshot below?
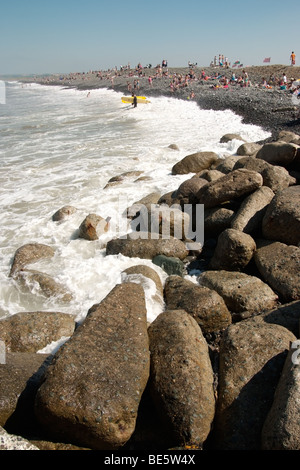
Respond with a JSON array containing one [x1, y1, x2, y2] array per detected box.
[[121, 96, 150, 104]]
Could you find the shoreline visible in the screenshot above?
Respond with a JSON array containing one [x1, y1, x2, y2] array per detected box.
[[21, 64, 300, 139]]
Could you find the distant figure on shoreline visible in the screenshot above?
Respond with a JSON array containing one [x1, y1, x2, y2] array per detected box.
[[131, 93, 137, 108], [290, 51, 296, 66]]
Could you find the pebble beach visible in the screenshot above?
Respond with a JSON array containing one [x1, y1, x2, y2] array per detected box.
[[30, 64, 300, 137]]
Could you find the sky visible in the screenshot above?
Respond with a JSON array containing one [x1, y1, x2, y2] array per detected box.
[[0, 0, 299, 75]]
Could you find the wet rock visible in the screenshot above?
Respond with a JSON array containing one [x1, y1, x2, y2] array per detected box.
[[195, 169, 263, 208], [261, 345, 300, 450], [148, 310, 215, 448], [16, 270, 73, 303], [172, 151, 219, 175], [209, 228, 256, 271], [220, 133, 246, 143], [230, 186, 274, 234], [78, 213, 109, 240], [198, 270, 278, 319], [121, 264, 163, 296], [106, 235, 189, 261], [164, 275, 231, 334], [254, 241, 300, 302], [52, 205, 77, 222], [152, 255, 185, 276], [213, 316, 296, 450], [0, 311, 75, 353], [213, 155, 245, 174], [126, 192, 161, 219], [9, 243, 55, 278], [262, 186, 300, 246], [34, 283, 150, 450], [176, 176, 208, 202]]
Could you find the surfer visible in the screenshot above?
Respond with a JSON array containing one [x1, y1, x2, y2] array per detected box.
[[132, 93, 137, 108]]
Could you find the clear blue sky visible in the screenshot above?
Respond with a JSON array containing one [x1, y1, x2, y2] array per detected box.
[[1, 0, 299, 75]]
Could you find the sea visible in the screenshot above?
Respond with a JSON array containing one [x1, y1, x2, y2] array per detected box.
[[0, 81, 270, 351]]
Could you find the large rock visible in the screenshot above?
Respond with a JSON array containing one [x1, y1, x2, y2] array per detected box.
[[236, 142, 262, 156], [213, 316, 296, 450], [195, 169, 263, 208], [9, 243, 55, 278], [254, 241, 300, 301], [164, 275, 231, 334], [0, 312, 75, 353], [209, 228, 256, 271], [0, 426, 39, 450], [256, 141, 298, 167], [148, 310, 215, 448], [106, 235, 189, 261], [0, 352, 51, 435], [172, 151, 219, 175], [230, 186, 274, 234], [176, 177, 208, 202], [261, 345, 300, 450], [261, 300, 300, 337], [52, 205, 77, 222], [121, 264, 163, 297], [34, 283, 150, 450], [262, 186, 300, 246], [233, 156, 296, 192], [78, 213, 109, 240], [16, 270, 73, 303], [198, 270, 278, 318], [204, 207, 234, 238]]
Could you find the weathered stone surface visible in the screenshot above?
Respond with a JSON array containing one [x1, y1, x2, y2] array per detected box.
[[34, 283, 150, 450], [9, 243, 55, 278], [0, 353, 51, 433], [106, 235, 189, 261], [126, 192, 162, 219], [277, 130, 300, 145], [176, 177, 208, 201], [148, 310, 215, 448], [195, 169, 224, 182], [16, 270, 73, 303], [254, 241, 300, 301], [230, 186, 274, 233], [0, 312, 75, 353], [213, 155, 245, 174], [164, 275, 231, 334], [256, 141, 298, 167], [0, 426, 39, 450], [198, 270, 278, 318], [204, 207, 235, 237], [152, 255, 185, 277], [213, 317, 296, 450], [262, 345, 300, 450], [172, 151, 219, 175], [236, 142, 262, 156], [195, 169, 263, 208], [260, 300, 300, 337], [52, 205, 77, 222], [78, 213, 109, 240], [209, 228, 256, 271], [233, 156, 296, 192], [121, 264, 163, 296], [262, 186, 300, 246]]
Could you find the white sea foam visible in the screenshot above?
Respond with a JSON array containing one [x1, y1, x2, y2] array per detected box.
[[0, 81, 270, 334]]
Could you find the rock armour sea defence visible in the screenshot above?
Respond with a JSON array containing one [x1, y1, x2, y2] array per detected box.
[[34, 283, 150, 450], [2, 125, 300, 450]]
